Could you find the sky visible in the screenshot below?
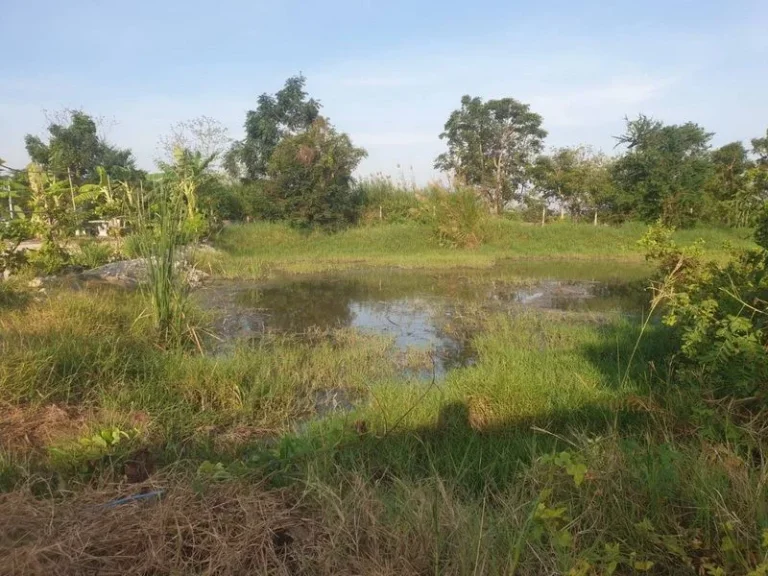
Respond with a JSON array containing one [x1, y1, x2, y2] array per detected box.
[[2, 0, 767, 183]]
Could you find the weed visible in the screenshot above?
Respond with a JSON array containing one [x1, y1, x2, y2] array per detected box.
[[72, 239, 115, 269]]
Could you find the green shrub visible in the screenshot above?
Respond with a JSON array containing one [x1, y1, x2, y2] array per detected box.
[[0, 219, 32, 275], [198, 179, 248, 222], [266, 118, 367, 229], [73, 240, 115, 269], [27, 241, 70, 275], [179, 212, 210, 242], [241, 181, 282, 222], [642, 221, 768, 398]]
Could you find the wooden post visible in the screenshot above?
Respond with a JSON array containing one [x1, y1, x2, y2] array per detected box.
[[379, 205, 382, 221], [541, 206, 546, 226], [593, 210, 598, 226]]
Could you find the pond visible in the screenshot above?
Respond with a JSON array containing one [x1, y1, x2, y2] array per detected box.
[[195, 259, 652, 380]]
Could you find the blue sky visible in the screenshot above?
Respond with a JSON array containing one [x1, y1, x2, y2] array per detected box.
[[2, 0, 767, 182]]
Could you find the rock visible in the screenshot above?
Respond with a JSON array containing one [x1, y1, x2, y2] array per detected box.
[[27, 277, 43, 288], [81, 259, 147, 287], [185, 267, 209, 288], [81, 258, 209, 288]]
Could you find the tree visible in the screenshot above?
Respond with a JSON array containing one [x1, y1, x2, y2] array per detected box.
[[612, 115, 713, 226], [435, 95, 547, 214], [24, 109, 137, 185], [750, 129, 768, 219], [226, 75, 321, 181], [158, 116, 230, 170], [266, 118, 366, 228], [533, 146, 616, 223], [752, 129, 768, 166], [705, 142, 761, 226]]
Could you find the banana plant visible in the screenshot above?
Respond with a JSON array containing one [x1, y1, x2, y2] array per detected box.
[[27, 163, 79, 252], [76, 166, 136, 220], [160, 147, 216, 220]]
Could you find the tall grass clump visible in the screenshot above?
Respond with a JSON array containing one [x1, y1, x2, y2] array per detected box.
[[134, 186, 193, 345], [421, 186, 487, 248], [357, 175, 420, 224], [72, 239, 115, 269]]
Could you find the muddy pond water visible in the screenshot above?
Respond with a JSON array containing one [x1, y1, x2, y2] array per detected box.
[[195, 260, 652, 381]]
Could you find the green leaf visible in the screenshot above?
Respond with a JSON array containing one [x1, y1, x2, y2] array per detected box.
[[633, 560, 654, 571], [566, 462, 588, 486], [554, 529, 573, 548]]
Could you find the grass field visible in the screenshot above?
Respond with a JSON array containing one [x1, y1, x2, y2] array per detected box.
[[204, 220, 755, 277], [2, 221, 766, 575]]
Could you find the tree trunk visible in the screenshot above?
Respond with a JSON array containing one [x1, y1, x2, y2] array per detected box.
[[541, 206, 546, 226], [593, 210, 598, 226]]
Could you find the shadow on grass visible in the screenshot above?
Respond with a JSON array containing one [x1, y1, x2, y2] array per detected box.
[[1, 306, 687, 499], [290, 319, 682, 494]]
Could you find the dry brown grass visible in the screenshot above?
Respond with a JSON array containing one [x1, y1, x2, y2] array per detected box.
[[1, 478, 318, 576], [0, 474, 454, 576], [0, 404, 94, 454], [0, 403, 151, 454]]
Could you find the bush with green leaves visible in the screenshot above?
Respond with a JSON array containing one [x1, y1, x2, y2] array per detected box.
[[266, 118, 367, 229], [0, 218, 32, 275], [642, 221, 768, 397]]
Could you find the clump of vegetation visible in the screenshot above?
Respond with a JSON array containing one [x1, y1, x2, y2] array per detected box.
[[418, 186, 487, 248], [72, 239, 116, 269], [356, 175, 420, 224], [643, 219, 768, 398], [265, 117, 367, 229], [133, 187, 193, 346], [0, 218, 32, 276]]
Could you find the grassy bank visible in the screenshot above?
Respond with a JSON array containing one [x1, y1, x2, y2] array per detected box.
[[204, 220, 755, 278], [3, 276, 768, 574]]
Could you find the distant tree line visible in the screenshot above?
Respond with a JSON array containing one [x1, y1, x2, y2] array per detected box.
[[3, 75, 767, 236], [435, 94, 768, 227]]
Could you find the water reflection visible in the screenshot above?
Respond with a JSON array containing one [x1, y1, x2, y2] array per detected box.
[[197, 262, 649, 379]]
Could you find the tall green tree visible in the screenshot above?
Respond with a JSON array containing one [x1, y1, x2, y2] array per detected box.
[[750, 129, 768, 215], [752, 129, 768, 166], [533, 146, 616, 223], [435, 95, 547, 214], [226, 75, 321, 181], [705, 142, 761, 226], [612, 115, 713, 226], [266, 118, 366, 228], [24, 110, 137, 185]]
